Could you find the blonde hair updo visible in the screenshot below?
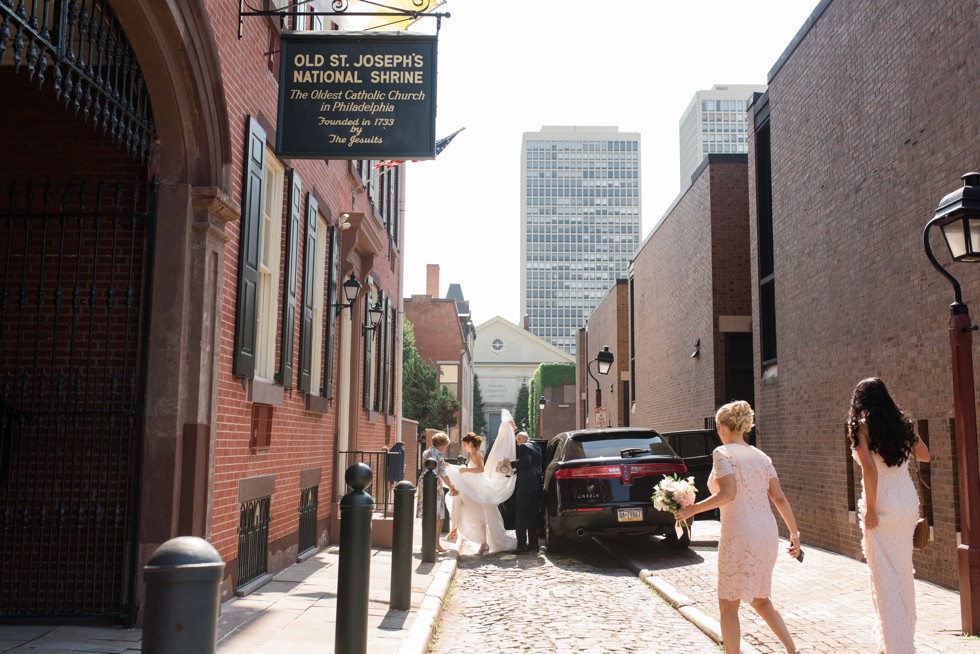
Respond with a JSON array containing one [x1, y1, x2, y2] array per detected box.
[[716, 400, 755, 435]]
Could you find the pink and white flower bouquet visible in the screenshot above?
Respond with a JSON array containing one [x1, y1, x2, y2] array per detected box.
[[651, 474, 698, 538]]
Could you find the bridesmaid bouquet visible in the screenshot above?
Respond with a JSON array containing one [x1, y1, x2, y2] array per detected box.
[[495, 461, 514, 477], [652, 474, 698, 538]]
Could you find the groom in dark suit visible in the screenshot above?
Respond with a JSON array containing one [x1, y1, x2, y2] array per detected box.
[[506, 431, 543, 554]]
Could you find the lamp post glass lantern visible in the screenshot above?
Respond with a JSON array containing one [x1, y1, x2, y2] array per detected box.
[[364, 299, 384, 332], [587, 346, 614, 426], [922, 171, 980, 634], [937, 172, 980, 262], [338, 273, 362, 313]]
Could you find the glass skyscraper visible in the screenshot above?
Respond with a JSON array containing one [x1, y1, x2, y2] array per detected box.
[[678, 84, 767, 188], [520, 126, 641, 355]]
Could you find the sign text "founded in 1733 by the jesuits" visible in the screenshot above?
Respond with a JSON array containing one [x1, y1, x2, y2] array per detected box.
[[276, 32, 437, 160]]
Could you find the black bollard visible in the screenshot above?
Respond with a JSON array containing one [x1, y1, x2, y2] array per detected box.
[[390, 480, 415, 610], [421, 458, 437, 563], [142, 536, 225, 654], [336, 462, 374, 654]]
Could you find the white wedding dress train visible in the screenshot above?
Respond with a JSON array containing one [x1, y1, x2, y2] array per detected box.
[[445, 411, 518, 553]]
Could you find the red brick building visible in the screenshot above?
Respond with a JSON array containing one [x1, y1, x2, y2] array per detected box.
[[747, 0, 978, 588], [0, 1, 411, 619], [577, 279, 632, 430], [403, 264, 475, 443], [624, 155, 753, 433]]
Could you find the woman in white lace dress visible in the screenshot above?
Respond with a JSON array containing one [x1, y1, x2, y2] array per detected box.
[[675, 401, 802, 654], [848, 377, 930, 654]]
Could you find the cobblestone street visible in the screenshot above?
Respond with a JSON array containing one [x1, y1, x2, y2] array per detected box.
[[605, 520, 977, 654], [429, 540, 720, 654]]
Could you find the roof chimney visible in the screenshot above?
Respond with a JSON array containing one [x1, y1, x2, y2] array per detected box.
[[426, 264, 440, 298]]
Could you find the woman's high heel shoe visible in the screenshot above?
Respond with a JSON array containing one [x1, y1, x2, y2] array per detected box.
[[477, 544, 489, 555]]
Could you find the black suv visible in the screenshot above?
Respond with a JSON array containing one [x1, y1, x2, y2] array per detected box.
[[542, 428, 694, 552]]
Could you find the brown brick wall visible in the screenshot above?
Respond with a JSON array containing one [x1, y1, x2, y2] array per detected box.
[[582, 280, 629, 428], [403, 296, 465, 366], [630, 157, 750, 433], [748, 0, 978, 588], [205, 5, 403, 587]]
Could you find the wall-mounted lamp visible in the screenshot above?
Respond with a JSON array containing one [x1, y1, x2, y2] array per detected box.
[[338, 212, 352, 231], [690, 338, 701, 358], [334, 273, 362, 314], [363, 299, 384, 333], [538, 396, 547, 412]]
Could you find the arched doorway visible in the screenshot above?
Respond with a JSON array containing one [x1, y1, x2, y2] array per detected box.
[[0, 0, 228, 622]]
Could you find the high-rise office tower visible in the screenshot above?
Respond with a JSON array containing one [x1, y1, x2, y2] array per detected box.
[[678, 84, 767, 187], [520, 126, 641, 355]]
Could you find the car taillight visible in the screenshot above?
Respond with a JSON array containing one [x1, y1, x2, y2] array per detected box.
[[555, 465, 621, 480], [555, 462, 687, 483], [622, 463, 686, 485]]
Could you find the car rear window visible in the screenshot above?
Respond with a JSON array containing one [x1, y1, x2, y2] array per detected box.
[[564, 433, 675, 461]]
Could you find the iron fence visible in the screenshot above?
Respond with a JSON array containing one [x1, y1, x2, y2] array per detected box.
[[237, 497, 270, 589], [340, 448, 406, 517], [297, 485, 318, 557]]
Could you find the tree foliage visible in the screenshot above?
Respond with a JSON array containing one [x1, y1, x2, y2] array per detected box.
[[514, 381, 530, 432], [472, 374, 487, 436], [402, 319, 460, 431]]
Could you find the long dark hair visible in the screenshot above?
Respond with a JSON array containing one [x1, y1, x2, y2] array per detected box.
[[846, 377, 917, 467]]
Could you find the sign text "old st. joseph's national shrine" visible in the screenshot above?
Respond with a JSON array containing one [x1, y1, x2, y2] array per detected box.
[[277, 32, 437, 160]]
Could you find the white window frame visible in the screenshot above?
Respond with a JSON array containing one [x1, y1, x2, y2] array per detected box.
[[256, 151, 285, 381], [310, 213, 328, 392]]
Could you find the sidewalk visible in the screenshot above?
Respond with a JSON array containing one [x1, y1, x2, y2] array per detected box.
[[0, 518, 459, 654], [600, 520, 979, 654]]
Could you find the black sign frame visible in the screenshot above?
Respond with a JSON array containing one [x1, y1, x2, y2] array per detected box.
[[276, 31, 438, 160]]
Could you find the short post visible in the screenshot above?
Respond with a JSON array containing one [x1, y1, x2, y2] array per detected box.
[[390, 480, 415, 610], [335, 462, 374, 654], [421, 458, 437, 563], [142, 536, 225, 654]]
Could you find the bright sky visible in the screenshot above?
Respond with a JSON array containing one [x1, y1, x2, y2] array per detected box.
[[401, 1, 820, 327]]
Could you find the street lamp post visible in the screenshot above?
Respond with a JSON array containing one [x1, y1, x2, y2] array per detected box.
[[587, 346, 615, 426], [538, 396, 547, 439], [923, 172, 980, 634]]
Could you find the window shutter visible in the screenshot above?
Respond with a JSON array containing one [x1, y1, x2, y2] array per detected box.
[[322, 226, 338, 398], [233, 116, 266, 379], [380, 296, 391, 414], [297, 192, 318, 393], [278, 168, 301, 389], [363, 293, 373, 409], [388, 304, 401, 413]]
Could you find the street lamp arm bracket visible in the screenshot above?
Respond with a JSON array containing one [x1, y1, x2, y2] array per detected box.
[[923, 216, 965, 308], [238, 0, 451, 39]]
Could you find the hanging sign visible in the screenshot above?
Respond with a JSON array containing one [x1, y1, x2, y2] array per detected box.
[[276, 32, 437, 159]]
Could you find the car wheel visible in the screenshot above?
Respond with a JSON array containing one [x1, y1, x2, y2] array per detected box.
[[664, 526, 691, 549], [544, 499, 567, 554]]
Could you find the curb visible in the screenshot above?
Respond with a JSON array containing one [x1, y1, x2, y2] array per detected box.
[[395, 549, 460, 654], [594, 539, 762, 654]]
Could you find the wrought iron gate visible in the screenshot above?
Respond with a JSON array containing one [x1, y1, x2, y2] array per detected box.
[[0, 177, 155, 620], [297, 485, 318, 557]]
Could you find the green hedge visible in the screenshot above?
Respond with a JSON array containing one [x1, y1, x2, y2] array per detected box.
[[528, 362, 575, 438]]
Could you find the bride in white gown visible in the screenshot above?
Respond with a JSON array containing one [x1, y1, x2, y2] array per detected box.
[[445, 410, 518, 554]]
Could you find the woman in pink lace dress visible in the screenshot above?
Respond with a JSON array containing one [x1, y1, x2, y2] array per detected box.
[[848, 378, 930, 654], [675, 401, 802, 654]]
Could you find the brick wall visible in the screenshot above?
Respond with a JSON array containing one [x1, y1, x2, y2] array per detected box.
[[205, 3, 403, 593], [630, 157, 750, 433], [583, 280, 629, 428], [748, 0, 978, 587]]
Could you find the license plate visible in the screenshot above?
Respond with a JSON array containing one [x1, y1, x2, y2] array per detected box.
[[617, 507, 643, 522]]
